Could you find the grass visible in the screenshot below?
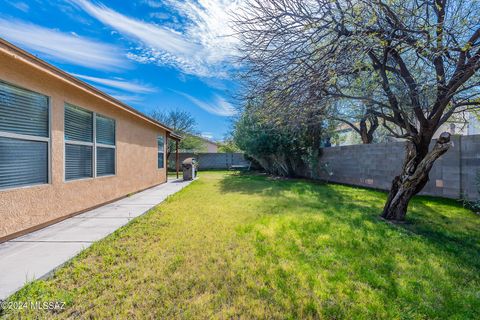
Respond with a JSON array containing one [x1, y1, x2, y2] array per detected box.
[[2, 171, 480, 319]]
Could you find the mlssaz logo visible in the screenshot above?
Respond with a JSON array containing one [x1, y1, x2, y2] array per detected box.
[[0, 299, 66, 311]]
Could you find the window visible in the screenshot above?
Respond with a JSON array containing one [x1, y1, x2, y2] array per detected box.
[[157, 135, 165, 169], [96, 115, 116, 176], [0, 81, 50, 189], [64, 104, 115, 180], [65, 104, 93, 180]]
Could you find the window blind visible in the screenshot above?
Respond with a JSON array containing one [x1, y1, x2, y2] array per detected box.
[[65, 144, 93, 180], [0, 81, 49, 138], [0, 137, 48, 189], [96, 115, 115, 146], [96, 147, 115, 176], [65, 104, 116, 180], [158, 135, 164, 169], [0, 81, 49, 190], [65, 104, 93, 143]]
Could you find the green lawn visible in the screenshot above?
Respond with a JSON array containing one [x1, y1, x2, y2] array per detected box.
[[3, 171, 480, 319]]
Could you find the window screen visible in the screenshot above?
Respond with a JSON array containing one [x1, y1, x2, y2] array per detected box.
[[0, 81, 49, 189], [96, 115, 115, 145], [65, 144, 93, 180], [65, 104, 93, 180], [96, 114, 115, 176], [0, 137, 48, 189], [65, 104, 93, 143], [97, 147, 115, 176]]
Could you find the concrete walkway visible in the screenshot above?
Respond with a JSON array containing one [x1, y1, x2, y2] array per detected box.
[[0, 178, 192, 300]]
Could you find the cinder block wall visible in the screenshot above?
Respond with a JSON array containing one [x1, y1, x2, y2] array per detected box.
[[315, 135, 480, 200], [168, 153, 250, 170]]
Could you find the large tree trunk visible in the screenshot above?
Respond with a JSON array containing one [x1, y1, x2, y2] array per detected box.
[[359, 115, 379, 144], [381, 132, 452, 221]]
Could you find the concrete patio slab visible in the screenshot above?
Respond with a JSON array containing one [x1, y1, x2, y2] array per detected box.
[[12, 218, 132, 242], [0, 178, 192, 300], [77, 205, 152, 219]]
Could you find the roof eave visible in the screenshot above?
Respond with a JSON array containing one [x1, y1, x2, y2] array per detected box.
[[168, 132, 182, 141], [0, 37, 175, 134]]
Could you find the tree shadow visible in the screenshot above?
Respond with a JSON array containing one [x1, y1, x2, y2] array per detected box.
[[219, 172, 480, 273], [400, 199, 480, 269]]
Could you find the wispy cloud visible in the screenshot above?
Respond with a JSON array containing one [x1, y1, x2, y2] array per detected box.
[[201, 132, 214, 139], [108, 93, 145, 104], [70, 0, 241, 78], [7, 1, 30, 12], [142, 1, 162, 9], [161, 0, 240, 63], [0, 18, 127, 71], [72, 73, 156, 94], [149, 12, 170, 20], [176, 91, 236, 116], [72, 0, 199, 55]]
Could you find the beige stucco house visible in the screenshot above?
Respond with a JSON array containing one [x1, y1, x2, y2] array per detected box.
[[0, 38, 180, 242], [198, 136, 219, 153]]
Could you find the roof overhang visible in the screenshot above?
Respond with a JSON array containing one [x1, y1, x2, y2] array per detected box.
[[0, 37, 175, 134], [168, 132, 182, 141]]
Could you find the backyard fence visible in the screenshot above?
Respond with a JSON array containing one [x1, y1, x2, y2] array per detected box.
[[168, 153, 249, 170], [312, 135, 480, 201]]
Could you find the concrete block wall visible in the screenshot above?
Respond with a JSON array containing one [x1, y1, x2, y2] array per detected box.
[[316, 135, 480, 200], [168, 153, 250, 170]]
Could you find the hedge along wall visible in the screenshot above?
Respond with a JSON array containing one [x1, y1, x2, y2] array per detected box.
[[313, 135, 480, 200]]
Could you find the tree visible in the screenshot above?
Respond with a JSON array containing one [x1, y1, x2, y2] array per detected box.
[[150, 108, 196, 135], [234, 0, 480, 221], [234, 110, 304, 176], [332, 101, 379, 144], [150, 108, 204, 157], [180, 134, 208, 152], [234, 96, 331, 177]]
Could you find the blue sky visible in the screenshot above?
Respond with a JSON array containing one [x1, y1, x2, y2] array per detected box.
[[0, 0, 241, 140]]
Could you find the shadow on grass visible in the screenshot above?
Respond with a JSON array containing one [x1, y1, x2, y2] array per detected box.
[[218, 173, 480, 318], [404, 199, 480, 268], [219, 172, 480, 271]]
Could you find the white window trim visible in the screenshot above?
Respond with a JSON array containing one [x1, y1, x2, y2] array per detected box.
[[64, 104, 116, 181], [0, 81, 51, 191]]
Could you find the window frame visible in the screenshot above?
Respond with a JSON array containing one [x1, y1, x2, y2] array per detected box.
[[0, 80, 51, 191], [157, 134, 165, 169], [64, 103, 116, 182]]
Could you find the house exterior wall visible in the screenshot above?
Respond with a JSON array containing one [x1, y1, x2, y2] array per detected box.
[[0, 49, 167, 240], [205, 142, 219, 153]]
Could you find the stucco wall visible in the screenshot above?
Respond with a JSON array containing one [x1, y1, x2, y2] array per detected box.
[[205, 142, 218, 153], [0, 49, 167, 239]]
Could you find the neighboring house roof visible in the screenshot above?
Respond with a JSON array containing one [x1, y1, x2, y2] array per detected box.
[[0, 37, 181, 140]]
